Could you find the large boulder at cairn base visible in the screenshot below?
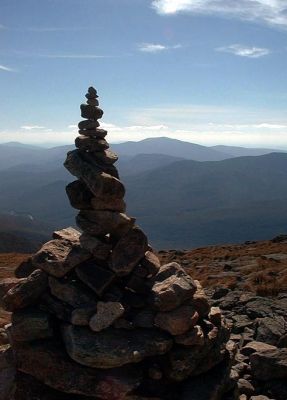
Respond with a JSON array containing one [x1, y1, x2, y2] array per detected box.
[[31, 239, 90, 278], [62, 324, 173, 369], [14, 341, 142, 399], [64, 150, 125, 199], [2, 270, 47, 312]]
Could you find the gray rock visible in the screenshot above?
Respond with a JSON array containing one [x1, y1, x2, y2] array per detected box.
[[15, 340, 142, 398], [193, 280, 211, 317], [80, 151, 119, 178], [250, 348, 287, 380], [78, 120, 100, 130], [79, 233, 112, 259], [52, 227, 81, 243], [87, 98, 99, 106], [87, 86, 98, 97], [109, 227, 148, 276], [91, 196, 126, 212], [89, 301, 125, 332], [78, 127, 107, 137], [0, 277, 20, 302], [2, 270, 47, 312], [64, 150, 125, 199], [76, 210, 135, 237], [66, 180, 93, 210], [167, 339, 226, 382], [181, 357, 234, 400], [150, 263, 196, 312], [62, 324, 172, 369], [241, 341, 277, 357], [11, 309, 53, 341], [90, 149, 118, 165], [155, 305, 199, 336], [76, 260, 115, 297], [140, 251, 161, 277], [237, 378, 255, 396], [255, 316, 287, 346], [232, 315, 253, 334], [0, 345, 15, 400], [39, 293, 73, 322], [32, 239, 90, 278], [175, 325, 205, 347], [48, 276, 97, 308], [71, 306, 97, 326], [75, 136, 109, 152], [80, 104, 103, 120]]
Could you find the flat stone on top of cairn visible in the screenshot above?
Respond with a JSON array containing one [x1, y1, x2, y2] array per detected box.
[[1, 86, 232, 400]]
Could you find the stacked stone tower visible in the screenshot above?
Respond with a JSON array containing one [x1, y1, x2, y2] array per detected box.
[[1, 88, 232, 400]]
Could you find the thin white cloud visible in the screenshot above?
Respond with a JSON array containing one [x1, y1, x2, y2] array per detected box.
[[25, 27, 91, 32], [21, 125, 46, 130], [42, 54, 110, 59], [0, 64, 15, 72], [138, 43, 182, 53], [152, 0, 287, 28], [216, 44, 270, 58]]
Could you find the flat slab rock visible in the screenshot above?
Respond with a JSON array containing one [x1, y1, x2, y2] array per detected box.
[[76, 210, 135, 237], [48, 276, 97, 308], [14, 340, 142, 399], [32, 239, 90, 278], [2, 270, 47, 312], [62, 324, 172, 369], [109, 227, 148, 276], [52, 227, 81, 242]]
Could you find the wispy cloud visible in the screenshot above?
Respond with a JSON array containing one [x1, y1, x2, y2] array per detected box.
[[21, 125, 46, 130], [0, 64, 15, 72], [41, 54, 111, 59], [138, 43, 182, 53], [216, 44, 270, 58], [8, 50, 112, 59], [152, 0, 287, 28], [25, 27, 91, 32]]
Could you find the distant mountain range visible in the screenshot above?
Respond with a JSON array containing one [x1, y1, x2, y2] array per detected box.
[[0, 138, 286, 251]]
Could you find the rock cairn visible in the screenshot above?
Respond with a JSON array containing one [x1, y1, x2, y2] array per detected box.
[[1, 87, 232, 400]]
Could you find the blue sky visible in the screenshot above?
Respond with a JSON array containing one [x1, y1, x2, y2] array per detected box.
[[0, 0, 287, 148]]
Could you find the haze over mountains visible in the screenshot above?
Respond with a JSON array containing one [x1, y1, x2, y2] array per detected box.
[[0, 138, 286, 250]]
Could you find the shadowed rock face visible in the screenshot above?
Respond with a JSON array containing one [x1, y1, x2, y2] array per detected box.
[[2, 87, 232, 400]]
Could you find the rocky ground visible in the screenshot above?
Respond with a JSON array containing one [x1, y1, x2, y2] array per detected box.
[[0, 234, 286, 400]]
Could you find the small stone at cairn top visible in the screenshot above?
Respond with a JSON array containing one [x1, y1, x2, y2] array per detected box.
[[2, 87, 232, 400]]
